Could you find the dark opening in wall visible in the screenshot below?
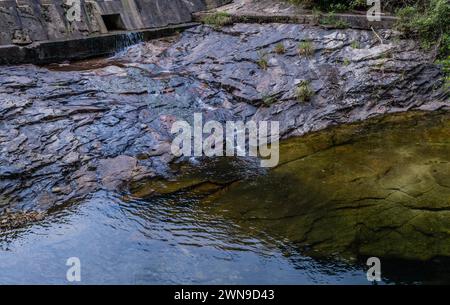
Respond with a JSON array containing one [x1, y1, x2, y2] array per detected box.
[[101, 14, 126, 31]]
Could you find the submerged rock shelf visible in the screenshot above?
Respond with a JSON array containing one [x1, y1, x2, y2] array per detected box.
[[133, 111, 450, 261], [204, 111, 450, 261]]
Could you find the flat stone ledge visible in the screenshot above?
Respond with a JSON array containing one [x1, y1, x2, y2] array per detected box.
[[193, 12, 397, 30], [0, 23, 199, 66]]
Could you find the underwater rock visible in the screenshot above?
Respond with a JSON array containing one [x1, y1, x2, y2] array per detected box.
[[198, 112, 450, 261]]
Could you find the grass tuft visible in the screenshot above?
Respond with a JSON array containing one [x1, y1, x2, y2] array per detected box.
[[274, 43, 286, 54], [351, 41, 360, 49], [257, 51, 269, 70], [201, 12, 233, 27], [298, 40, 314, 57], [296, 80, 314, 102]]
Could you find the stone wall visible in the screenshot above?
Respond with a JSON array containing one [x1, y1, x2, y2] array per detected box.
[[0, 0, 231, 45]]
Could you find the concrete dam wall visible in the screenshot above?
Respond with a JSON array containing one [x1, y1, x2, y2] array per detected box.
[[0, 0, 230, 46]]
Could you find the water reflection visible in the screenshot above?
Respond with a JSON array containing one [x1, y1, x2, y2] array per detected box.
[[0, 190, 367, 284]]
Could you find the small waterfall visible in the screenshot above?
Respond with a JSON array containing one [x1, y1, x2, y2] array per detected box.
[[114, 31, 144, 54]]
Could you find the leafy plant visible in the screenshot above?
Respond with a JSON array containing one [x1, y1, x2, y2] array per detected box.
[[349, 0, 367, 10], [312, 7, 322, 17], [395, 0, 449, 57], [436, 55, 450, 88], [329, 3, 348, 12]]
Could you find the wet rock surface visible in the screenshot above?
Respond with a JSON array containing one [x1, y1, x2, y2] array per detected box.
[[0, 210, 46, 230], [0, 36, 246, 214], [166, 24, 447, 137], [0, 23, 448, 226]]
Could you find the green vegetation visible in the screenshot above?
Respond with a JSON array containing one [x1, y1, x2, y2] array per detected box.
[[343, 58, 351, 66], [286, 0, 366, 11], [286, 1, 449, 83], [327, 3, 348, 12], [395, 0, 449, 57], [436, 56, 450, 88], [201, 12, 233, 27], [262, 94, 277, 106], [348, 0, 366, 10], [351, 41, 360, 49], [320, 12, 349, 28], [312, 7, 322, 19], [274, 43, 286, 54], [298, 40, 314, 57], [296, 80, 314, 102], [394, 0, 449, 83], [257, 51, 269, 70], [286, 0, 448, 15]]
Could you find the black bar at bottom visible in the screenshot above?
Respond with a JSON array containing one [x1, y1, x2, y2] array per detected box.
[[0, 285, 442, 304]]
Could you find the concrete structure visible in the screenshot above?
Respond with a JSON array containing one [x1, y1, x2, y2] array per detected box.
[[0, 0, 230, 46], [0, 22, 198, 64], [196, 0, 397, 30]]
